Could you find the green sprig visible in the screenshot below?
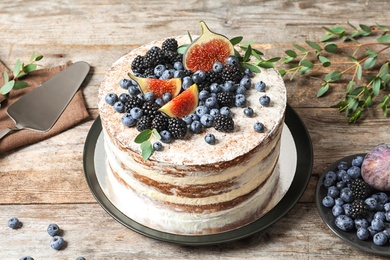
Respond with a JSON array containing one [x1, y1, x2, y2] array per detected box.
[[0, 52, 43, 97], [134, 129, 161, 160]]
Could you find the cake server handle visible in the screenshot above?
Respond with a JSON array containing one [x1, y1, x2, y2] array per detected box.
[[0, 124, 24, 140]]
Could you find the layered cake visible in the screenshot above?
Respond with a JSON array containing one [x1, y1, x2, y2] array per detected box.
[[98, 22, 287, 235]]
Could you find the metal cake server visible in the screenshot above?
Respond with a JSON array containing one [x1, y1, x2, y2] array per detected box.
[[0, 61, 90, 140]]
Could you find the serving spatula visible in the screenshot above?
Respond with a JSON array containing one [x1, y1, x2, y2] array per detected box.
[[0, 61, 90, 140]]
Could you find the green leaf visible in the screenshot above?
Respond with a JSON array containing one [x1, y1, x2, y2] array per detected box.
[[0, 80, 15, 95], [359, 24, 371, 33], [177, 44, 189, 54], [134, 129, 153, 144], [306, 40, 322, 51], [35, 55, 43, 61], [13, 59, 21, 78], [357, 64, 362, 80], [251, 49, 262, 60], [366, 49, 377, 57], [152, 128, 161, 140], [321, 33, 334, 42], [230, 36, 243, 45], [329, 26, 346, 35], [299, 66, 311, 75], [282, 56, 295, 64], [372, 77, 381, 96], [318, 56, 331, 67], [13, 81, 29, 89], [29, 51, 36, 63], [347, 81, 356, 92], [348, 86, 364, 97], [140, 141, 153, 160], [279, 69, 286, 76], [285, 50, 297, 58], [23, 63, 37, 74], [324, 42, 338, 53], [243, 45, 252, 62], [378, 62, 389, 79], [377, 35, 390, 43], [363, 56, 377, 70], [257, 61, 275, 69], [300, 59, 314, 68], [317, 83, 329, 97], [3, 71, 9, 83], [293, 44, 307, 52], [325, 71, 342, 82], [243, 63, 261, 73]]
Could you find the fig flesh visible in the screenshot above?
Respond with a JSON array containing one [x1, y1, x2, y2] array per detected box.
[[183, 21, 234, 72], [128, 73, 181, 99], [159, 84, 199, 118], [361, 143, 390, 191]]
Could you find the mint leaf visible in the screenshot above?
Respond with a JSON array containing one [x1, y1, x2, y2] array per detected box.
[[0, 80, 15, 95], [140, 141, 153, 160], [134, 129, 153, 144]]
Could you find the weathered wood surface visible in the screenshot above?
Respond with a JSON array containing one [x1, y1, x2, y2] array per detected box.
[[1, 0, 390, 259]]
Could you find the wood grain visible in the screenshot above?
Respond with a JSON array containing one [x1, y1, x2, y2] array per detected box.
[[1, 0, 390, 259]]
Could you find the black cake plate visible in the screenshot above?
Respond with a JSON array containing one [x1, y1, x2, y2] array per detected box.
[[83, 104, 313, 245]]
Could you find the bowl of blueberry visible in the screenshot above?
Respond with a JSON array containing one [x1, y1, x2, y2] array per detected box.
[[316, 144, 390, 256]]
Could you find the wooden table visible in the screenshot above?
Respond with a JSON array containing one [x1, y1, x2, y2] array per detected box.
[[1, 0, 389, 259]]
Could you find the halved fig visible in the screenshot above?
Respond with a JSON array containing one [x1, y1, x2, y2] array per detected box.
[[183, 21, 234, 72], [128, 72, 181, 99], [361, 143, 390, 191], [159, 84, 199, 118]]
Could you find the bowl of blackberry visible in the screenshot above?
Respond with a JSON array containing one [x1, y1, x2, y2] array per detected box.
[[316, 145, 390, 256]]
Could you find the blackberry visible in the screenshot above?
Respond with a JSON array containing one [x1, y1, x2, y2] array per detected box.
[[151, 114, 169, 132], [221, 64, 243, 83], [162, 38, 178, 52], [350, 179, 371, 200], [198, 71, 223, 91], [216, 92, 235, 107], [124, 96, 144, 112], [167, 118, 187, 139], [143, 49, 163, 69], [131, 55, 145, 74], [214, 114, 234, 132], [136, 116, 153, 132], [142, 101, 160, 119], [163, 50, 182, 65], [349, 199, 369, 219], [143, 67, 156, 78]]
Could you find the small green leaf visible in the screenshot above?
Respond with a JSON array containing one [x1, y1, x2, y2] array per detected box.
[[177, 44, 189, 54], [35, 55, 43, 61], [134, 129, 153, 144], [279, 69, 286, 76], [3, 71, 9, 83], [152, 128, 161, 140], [318, 56, 331, 67], [13, 81, 29, 89], [359, 24, 371, 33], [324, 42, 338, 53], [257, 61, 274, 69], [282, 56, 295, 64], [13, 59, 21, 78], [317, 83, 329, 97], [300, 59, 314, 68], [363, 56, 377, 70], [285, 50, 297, 58], [293, 44, 307, 52], [243, 63, 261, 73], [325, 71, 342, 82], [330, 26, 346, 35], [378, 62, 389, 79], [0, 80, 15, 95], [230, 36, 243, 45], [29, 51, 36, 63], [347, 81, 356, 92], [366, 49, 377, 57], [22, 63, 37, 74], [243, 44, 252, 62], [306, 41, 322, 51], [372, 77, 381, 96], [348, 86, 364, 97], [267, 57, 281, 63], [140, 141, 153, 160], [377, 35, 390, 43], [321, 33, 334, 42], [299, 66, 311, 75]]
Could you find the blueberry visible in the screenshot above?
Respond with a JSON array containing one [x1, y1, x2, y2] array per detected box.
[[244, 68, 253, 77], [155, 98, 164, 107], [332, 205, 344, 217], [212, 61, 223, 73], [340, 187, 353, 203], [190, 121, 202, 134], [343, 203, 352, 216], [347, 166, 361, 179], [189, 114, 200, 122], [144, 92, 155, 102], [374, 211, 386, 221], [182, 76, 193, 90], [153, 141, 163, 151], [373, 232, 388, 246], [385, 211, 390, 222], [182, 115, 193, 125], [121, 113, 136, 127], [174, 70, 185, 79], [162, 92, 172, 103], [226, 55, 239, 66], [368, 226, 378, 237], [173, 61, 184, 71], [239, 77, 251, 89], [19, 257, 34, 260], [355, 218, 369, 229], [336, 169, 347, 181], [195, 106, 209, 116], [210, 83, 221, 93], [128, 85, 141, 96], [105, 93, 118, 105], [192, 70, 206, 84], [154, 64, 166, 77], [47, 223, 60, 237], [220, 106, 231, 116], [200, 114, 214, 128], [205, 96, 218, 108], [130, 107, 143, 120], [327, 186, 340, 198], [356, 227, 370, 240], [259, 95, 271, 106], [8, 217, 20, 229], [235, 94, 246, 107], [113, 101, 124, 113], [254, 122, 265, 133], [335, 215, 354, 231], [325, 171, 337, 182], [255, 81, 266, 92], [119, 78, 133, 89], [341, 173, 351, 184], [323, 178, 335, 188], [335, 197, 345, 206], [336, 181, 346, 190], [244, 107, 254, 117], [76, 257, 86, 260], [209, 108, 220, 117], [376, 192, 389, 204], [221, 81, 235, 92], [119, 93, 131, 103], [50, 236, 64, 250], [160, 130, 173, 143], [338, 161, 349, 171], [371, 219, 385, 231], [322, 196, 335, 208], [161, 69, 174, 79], [236, 86, 247, 95], [199, 90, 210, 101], [352, 156, 364, 167], [205, 133, 216, 145], [384, 202, 390, 212], [365, 197, 378, 210]]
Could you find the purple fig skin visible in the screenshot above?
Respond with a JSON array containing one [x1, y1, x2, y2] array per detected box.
[[361, 143, 390, 191]]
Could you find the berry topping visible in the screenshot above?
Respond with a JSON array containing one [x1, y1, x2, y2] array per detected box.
[[8, 217, 21, 229], [50, 236, 65, 250], [136, 116, 153, 132], [259, 95, 271, 106], [254, 122, 265, 133], [47, 223, 61, 237], [214, 114, 234, 132], [205, 133, 216, 145], [167, 118, 187, 139], [153, 141, 163, 151]]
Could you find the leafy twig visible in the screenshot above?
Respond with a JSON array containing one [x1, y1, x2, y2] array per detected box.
[[134, 129, 161, 160]]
